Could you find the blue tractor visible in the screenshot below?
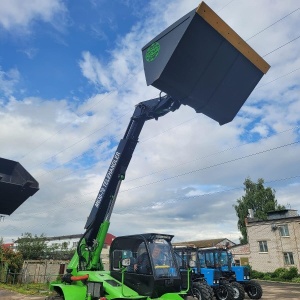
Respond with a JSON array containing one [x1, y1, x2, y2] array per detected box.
[[198, 248, 262, 300], [174, 246, 235, 300]]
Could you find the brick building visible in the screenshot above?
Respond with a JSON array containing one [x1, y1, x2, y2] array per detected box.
[[229, 243, 250, 266], [246, 209, 300, 272]]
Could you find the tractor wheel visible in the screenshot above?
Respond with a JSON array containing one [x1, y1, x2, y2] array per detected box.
[[244, 280, 263, 299], [45, 295, 64, 300], [214, 283, 234, 300], [191, 281, 213, 300], [231, 282, 245, 300], [207, 284, 214, 299]]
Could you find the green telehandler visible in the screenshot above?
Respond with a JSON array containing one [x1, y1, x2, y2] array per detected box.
[[45, 2, 269, 300]]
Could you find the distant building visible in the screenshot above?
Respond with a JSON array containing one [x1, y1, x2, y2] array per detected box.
[[173, 238, 236, 249], [229, 243, 250, 266], [246, 209, 300, 272], [15, 233, 115, 251], [2, 242, 14, 250]]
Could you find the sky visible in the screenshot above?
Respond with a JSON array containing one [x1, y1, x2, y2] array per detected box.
[[0, 0, 300, 245]]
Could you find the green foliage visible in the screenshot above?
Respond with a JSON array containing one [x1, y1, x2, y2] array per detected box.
[[0, 282, 50, 296], [16, 232, 48, 260], [279, 267, 298, 280], [16, 232, 75, 260], [1, 247, 23, 272], [292, 277, 300, 283], [251, 270, 264, 279], [272, 267, 286, 278], [234, 177, 285, 243], [251, 267, 299, 281], [46, 243, 74, 260]]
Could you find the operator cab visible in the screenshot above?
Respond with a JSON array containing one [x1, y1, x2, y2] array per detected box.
[[199, 248, 233, 271], [110, 233, 181, 298]]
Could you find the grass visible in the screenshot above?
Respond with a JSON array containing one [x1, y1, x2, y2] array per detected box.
[[0, 282, 50, 296]]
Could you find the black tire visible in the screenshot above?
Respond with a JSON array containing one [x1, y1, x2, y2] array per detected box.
[[215, 283, 234, 300], [207, 284, 215, 300], [244, 280, 263, 299], [191, 281, 214, 300], [231, 282, 245, 300], [45, 295, 64, 300]]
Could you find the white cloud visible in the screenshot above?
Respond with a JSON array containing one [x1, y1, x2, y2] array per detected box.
[[0, 0, 67, 33], [0, 67, 20, 97], [79, 51, 113, 90], [1, 0, 300, 245]]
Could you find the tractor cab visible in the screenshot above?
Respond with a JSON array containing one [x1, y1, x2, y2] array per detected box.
[[174, 246, 221, 288], [199, 248, 236, 279], [110, 233, 181, 298]]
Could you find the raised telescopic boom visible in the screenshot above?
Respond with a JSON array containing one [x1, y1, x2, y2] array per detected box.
[[69, 95, 181, 271], [67, 0, 270, 274]]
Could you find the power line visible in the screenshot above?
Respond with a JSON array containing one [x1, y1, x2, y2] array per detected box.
[[33, 58, 300, 183], [19, 73, 136, 161], [126, 125, 300, 183], [263, 35, 300, 57], [8, 174, 300, 231], [246, 7, 300, 41], [120, 140, 300, 193], [16, 8, 300, 179]]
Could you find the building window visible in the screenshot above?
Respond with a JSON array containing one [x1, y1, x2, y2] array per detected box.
[[279, 224, 289, 237], [258, 241, 268, 252], [283, 252, 294, 265]]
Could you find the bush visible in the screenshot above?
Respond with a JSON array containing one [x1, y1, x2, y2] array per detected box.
[[280, 267, 298, 280], [291, 277, 300, 283], [251, 270, 264, 279], [272, 268, 286, 278], [251, 267, 298, 281]]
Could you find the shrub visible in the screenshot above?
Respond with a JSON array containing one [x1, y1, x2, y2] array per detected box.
[[272, 267, 286, 278], [272, 267, 298, 280], [251, 270, 264, 279], [291, 277, 300, 283], [280, 267, 298, 280]]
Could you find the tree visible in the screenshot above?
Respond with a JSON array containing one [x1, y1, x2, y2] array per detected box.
[[234, 177, 285, 244], [16, 232, 48, 260], [1, 237, 23, 272]]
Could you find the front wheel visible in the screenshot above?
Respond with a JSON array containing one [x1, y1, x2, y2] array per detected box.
[[244, 280, 263, 299], [231, 282, 245, 300], [214, 283, 234, 300], [191, 281, 213, 300], [45, 296, 64, 300]]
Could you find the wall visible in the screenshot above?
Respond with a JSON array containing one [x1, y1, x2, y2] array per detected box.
[[247, 217, 300, 272]]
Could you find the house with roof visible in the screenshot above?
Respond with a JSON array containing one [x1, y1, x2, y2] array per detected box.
[[246, 209, 300, 272], [173, 238, 236, 249]]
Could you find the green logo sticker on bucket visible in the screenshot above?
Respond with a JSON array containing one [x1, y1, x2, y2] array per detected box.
[[145, 42, 160, 62]]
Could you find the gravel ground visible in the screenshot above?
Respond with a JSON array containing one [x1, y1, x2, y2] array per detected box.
[[1, 280, 300, 299]]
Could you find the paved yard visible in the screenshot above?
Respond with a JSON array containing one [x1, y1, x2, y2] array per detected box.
[[1, 280, 300, 299], [258, 281, 300, 299]]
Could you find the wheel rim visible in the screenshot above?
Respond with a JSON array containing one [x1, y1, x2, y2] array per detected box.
[[248, 285, 258, 297], [192, 288, 202, 300], [232, 286, 239, 299], [217, 286, 228, 300]]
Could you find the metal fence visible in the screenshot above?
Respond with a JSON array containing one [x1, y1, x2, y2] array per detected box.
[[0, 260, 66, 284], [0, 253, 109, 285]]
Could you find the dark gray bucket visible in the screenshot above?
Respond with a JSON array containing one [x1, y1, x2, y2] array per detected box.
[[0, 158, 39, 215], [142, 2, 270, 125]]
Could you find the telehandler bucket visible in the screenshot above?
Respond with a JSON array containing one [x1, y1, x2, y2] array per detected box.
[[0, 158, 39, 215], [142, 2, 270, 125]]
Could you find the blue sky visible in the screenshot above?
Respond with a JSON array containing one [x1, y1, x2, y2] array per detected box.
[[0, 0, 146, 100], [1, 0, 300, 244]]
